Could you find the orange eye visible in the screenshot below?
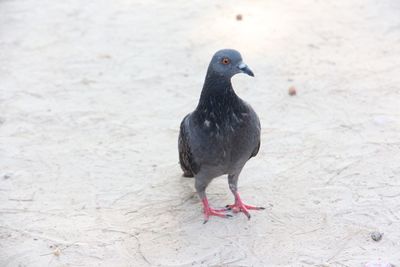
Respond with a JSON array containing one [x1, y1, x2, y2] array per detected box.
[[221, 58, 230, 65]]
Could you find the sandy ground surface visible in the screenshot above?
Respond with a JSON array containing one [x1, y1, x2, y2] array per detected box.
[[1, 0, 400, 266]]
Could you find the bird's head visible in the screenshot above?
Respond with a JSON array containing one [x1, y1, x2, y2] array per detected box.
[[207, 49, 254, 79]]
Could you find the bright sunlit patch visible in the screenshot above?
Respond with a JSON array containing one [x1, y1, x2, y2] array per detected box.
[[191, 2, 291, 56]]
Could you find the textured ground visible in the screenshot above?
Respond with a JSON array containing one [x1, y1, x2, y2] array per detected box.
[[1, 0, 400, 266]]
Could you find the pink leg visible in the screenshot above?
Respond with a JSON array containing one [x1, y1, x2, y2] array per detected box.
[[225, 192, 265, 219], [202, 198, 232, 224]]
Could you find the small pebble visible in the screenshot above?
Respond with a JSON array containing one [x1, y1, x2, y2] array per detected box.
[[288, 86, 297, 96], [236, 14, 243, 21], [371, 231, 383, 242], [53, 247, 61, 257], [3, 173, 12, 179]]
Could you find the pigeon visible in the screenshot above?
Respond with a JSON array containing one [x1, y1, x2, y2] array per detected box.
[[178, 49, 264, 223]]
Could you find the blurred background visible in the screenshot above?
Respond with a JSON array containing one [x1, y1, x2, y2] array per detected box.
[[1, 0, 400, 266]]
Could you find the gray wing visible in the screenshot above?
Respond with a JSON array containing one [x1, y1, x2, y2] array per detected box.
[[249, 111, 261, 159], [250, 140, 260, 159], [178, 114, 198, 177]]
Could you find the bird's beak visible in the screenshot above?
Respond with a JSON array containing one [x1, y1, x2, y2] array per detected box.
[[238, 62, 254, 77]]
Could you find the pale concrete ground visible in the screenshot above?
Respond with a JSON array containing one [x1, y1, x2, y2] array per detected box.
[[1, 0, 400, 266]]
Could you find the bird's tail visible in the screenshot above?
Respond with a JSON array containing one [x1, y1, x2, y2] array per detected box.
[[181, 170, 194, 178]]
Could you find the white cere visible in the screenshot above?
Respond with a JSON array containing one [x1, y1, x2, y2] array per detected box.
[[239, 62, 247, 69]]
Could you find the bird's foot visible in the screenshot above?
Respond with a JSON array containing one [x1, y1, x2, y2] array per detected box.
[[225, 193, 265, 220], [202, 198, 232, 224], [203, 207, 232, 224]]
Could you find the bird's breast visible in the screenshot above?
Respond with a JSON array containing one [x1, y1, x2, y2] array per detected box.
[[199, 111, 257, 151]]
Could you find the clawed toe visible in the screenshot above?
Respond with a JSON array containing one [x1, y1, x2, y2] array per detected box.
[[245, 205, 265, 210], [224, 201, 264, 219], [203, 208, 232, 223], [200, 196, 264, 223]]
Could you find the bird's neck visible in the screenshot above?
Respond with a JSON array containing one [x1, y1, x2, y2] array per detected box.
[[195, 72, 241, 121]]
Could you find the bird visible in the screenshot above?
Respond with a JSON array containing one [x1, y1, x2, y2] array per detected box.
[[178, 49, 264, 223]]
